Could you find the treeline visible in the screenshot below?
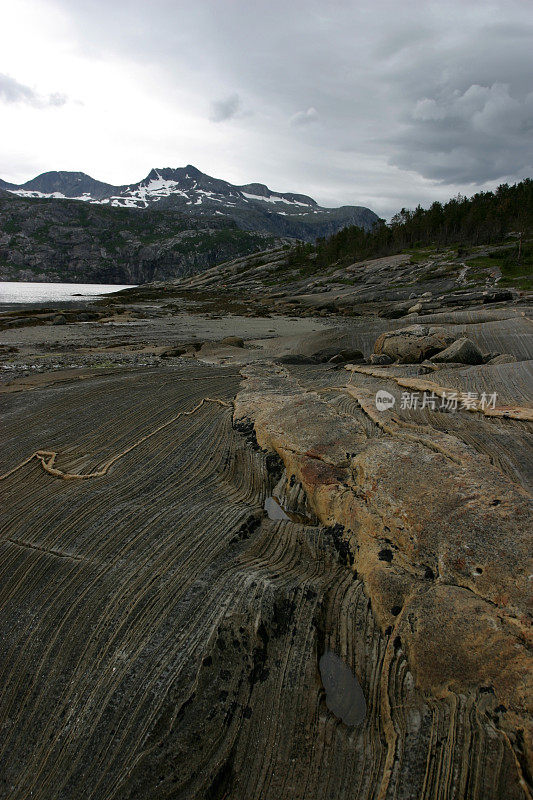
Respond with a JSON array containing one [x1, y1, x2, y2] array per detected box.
[[289, 179, 533, 269]]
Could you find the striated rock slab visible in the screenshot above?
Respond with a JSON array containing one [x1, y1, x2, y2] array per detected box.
[[234, 362, 533, 797], [0, 339, 531, 798], [5, 362, 513, 800]]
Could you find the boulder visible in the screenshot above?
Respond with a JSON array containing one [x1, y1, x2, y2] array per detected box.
[[52, 314, 67, 325], [221, 336, 245, 348], [1, 316, 42, 330], [76, 311, 101, 322], [374, 325, 455, 364], [430, 337, 484, 365], [160, 346, 187, 358], [441, 292, 484, 306], [369, 353, 393, 365], [487, 353, 518, 365], [483, 289, 514, 303], [380, 302, 414, 319], [328, 349, 364, 364]]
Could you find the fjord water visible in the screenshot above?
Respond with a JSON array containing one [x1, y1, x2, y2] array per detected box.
[[0, 281, 135, 306]]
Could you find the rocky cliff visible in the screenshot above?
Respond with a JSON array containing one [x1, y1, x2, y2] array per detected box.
[[0, 195, 280, 284]]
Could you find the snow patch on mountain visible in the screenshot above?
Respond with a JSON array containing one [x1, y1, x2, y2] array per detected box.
[[241, 191, 312, 207], [9, 189, 95, 202]]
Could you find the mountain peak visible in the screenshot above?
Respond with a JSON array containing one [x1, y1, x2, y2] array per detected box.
[[16, 170, 115, 200]]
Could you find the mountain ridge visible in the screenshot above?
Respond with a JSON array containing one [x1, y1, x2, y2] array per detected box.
[[0, 165, 379, 241]]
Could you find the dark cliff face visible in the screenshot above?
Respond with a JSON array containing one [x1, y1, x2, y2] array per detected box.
[[0, 166, 380, 283], [0, 196, 279, 284]]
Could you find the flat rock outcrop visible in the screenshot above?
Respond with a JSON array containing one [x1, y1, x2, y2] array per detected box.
[[233, 360, 533, 798], [1, 270, 531, 799]]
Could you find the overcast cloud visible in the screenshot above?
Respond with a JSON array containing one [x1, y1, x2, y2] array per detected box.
[[290, 107, 320, 127], [1, 0, 532, 218], [210, 93, 242, 123], [0, 73, 67, 108]]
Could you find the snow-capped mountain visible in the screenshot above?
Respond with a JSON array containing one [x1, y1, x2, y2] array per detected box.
[[0, 166, 379, 240]]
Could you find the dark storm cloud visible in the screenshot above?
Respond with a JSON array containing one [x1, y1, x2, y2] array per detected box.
[[18, 1, 533, 215], [0, 73, 67, 108], [374, 18, 533, 186], [392, 83, 533, 183]]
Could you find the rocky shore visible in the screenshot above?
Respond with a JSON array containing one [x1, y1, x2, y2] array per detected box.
[[1, 247, 532, 799]]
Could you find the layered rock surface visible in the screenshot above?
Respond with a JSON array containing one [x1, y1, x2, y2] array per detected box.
[[234, 361, 532, 775], [2, 350, 530, 799], [172, 241, 528, 320], [1, 251, 532, 798]]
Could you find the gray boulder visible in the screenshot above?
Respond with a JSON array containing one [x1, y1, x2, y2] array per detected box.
[[487, 353, 518, 365], [221, 336, 245, 348], [160, 346, 187, 358], [430, 337, 483, 365], [328, 348, 364, 364], [482, 289, 514, 303], [369, 353, 393, 365], [374, 325, 455, 364]]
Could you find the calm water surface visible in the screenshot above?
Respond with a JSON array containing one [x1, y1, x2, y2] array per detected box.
[[0, 281, 136, 305]]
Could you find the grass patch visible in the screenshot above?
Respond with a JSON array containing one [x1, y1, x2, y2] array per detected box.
[[407, 248, 438, 264], [466, 256, 500, 270], [468, 242, 533, 290]]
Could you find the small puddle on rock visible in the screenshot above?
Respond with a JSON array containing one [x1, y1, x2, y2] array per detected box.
[[264, 496, 314, 525], [319, 651, 367, 726]]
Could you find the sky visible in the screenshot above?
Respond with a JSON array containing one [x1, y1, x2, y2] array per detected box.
[[1, 0, 532, 219]]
